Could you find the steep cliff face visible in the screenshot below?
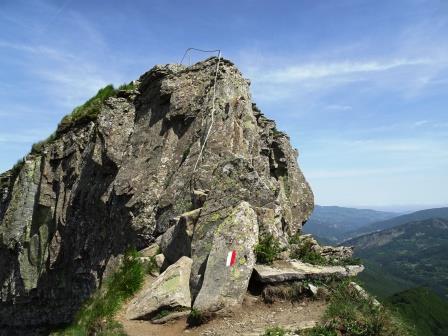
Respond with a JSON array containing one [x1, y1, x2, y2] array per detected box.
[[0, 57, 313, 331]]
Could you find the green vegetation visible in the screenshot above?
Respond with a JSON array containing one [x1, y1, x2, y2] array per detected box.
[[303, 280, 415, 336], [153, 309, 171, 320], [31, 132, 57, 154], [352, 218, 448, 297], [290, 239, 326, 265], [288, 235, 326, 265], [53, 249, 146, 336], [357, 260, 416, 298], [117, 81, 137, 91], [386, 287, 448, 336], [10, 158, 25, 176], [262, 326, 287, 336], [255, 234, 283, 264], [58, 84, 117, 131], [305, 325, 337, 336], [28, 81, 138, 155], [288, 233, 360, 266], [187, 308, 206, 327]]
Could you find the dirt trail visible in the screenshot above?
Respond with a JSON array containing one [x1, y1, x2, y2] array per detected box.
[[118, 294, 326, 336]]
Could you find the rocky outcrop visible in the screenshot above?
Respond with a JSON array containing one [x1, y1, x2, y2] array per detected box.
[[253, 260, 364, 283], [0, 57, 313, 332], [126, 256, 192, 320], [193, 201, 258, 312]]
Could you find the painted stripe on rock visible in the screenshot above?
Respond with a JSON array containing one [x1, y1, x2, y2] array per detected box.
[[226, 250, 237, 267]]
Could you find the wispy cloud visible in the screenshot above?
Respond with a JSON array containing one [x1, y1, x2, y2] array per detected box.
[[255, 58, 432, 83], [412, 120, 429, 127], [325, 104, 352, 111]]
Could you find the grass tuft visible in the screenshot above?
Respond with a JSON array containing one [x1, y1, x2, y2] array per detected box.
[[29, 81, 139, 156], [187, 308, 207, 327], [303, 280, 415, 336], [58, 84, 117, 132], [262, 326, 287, 336], [53, 248, 146, 336]]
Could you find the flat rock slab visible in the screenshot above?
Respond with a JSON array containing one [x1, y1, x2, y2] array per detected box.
[[253, 260, 364, 283], [126, 256, 192, 320]]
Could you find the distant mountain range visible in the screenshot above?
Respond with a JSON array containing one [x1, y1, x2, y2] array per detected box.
[[305, 205, 448, 336], [346, 207, 448, 238], [347, 217, 448, 299], [302, 205, 397, 242], [303, 205, 448, 243]]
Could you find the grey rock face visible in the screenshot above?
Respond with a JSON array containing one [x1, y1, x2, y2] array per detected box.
[[193, 201, 258, 312], [0, 57, 313, 331], [160, 208, 200, 266], [126, 256, 192, 320]]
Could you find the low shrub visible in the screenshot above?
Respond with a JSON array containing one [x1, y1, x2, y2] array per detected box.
[[255, 234, 283, 264], [290, 239, 326, 265]]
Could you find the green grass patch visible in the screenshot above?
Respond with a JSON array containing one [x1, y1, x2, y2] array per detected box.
[[385, 287, 448, 336], [303, 280, 415, 336], [53, 249, 146, 336], [255, 234, 283, 264], [117, 81, 137, 91], [58, 84, 117, 131], [29, 81, 138, 155], [262, 326, 287, 336]]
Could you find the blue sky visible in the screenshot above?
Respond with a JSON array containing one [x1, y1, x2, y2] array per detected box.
[[0, 0, 447, 208]]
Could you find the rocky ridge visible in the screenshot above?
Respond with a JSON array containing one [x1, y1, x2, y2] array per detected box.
[[0, 57, 315, 333]]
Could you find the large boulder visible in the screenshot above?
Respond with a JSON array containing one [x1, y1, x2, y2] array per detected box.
[[160, 208, 201, 266], [193, 201, 258, 312], [126, 256, 192, 320]]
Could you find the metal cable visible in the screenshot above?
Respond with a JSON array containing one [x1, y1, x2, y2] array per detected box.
[[187, 49, 222, 174], [179, 48, 221, 65]]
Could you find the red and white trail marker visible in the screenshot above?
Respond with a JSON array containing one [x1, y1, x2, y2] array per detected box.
[[226, 250, 237, 267]]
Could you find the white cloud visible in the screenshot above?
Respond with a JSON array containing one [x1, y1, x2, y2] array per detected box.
[[325, 104, 352, 111], [252, 58, 433, 83], [412, 120, 429, 127]]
